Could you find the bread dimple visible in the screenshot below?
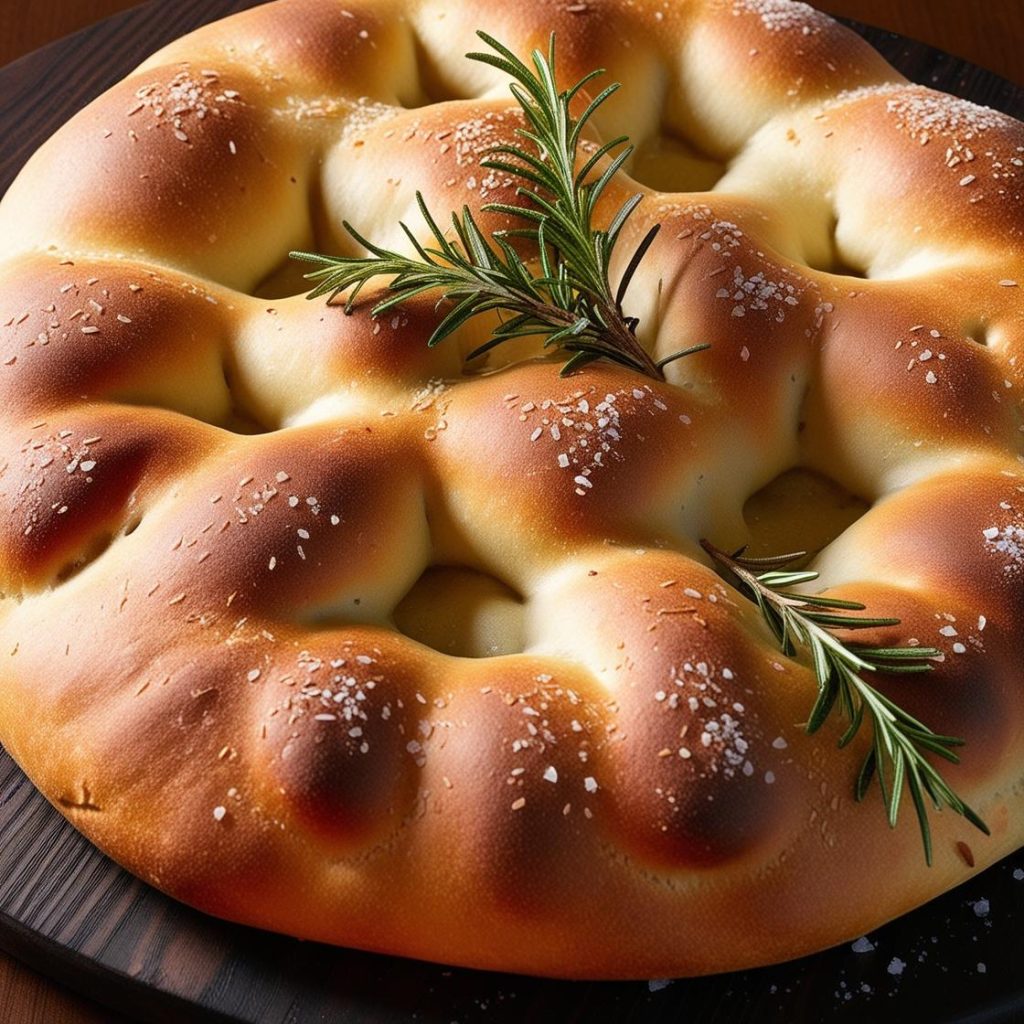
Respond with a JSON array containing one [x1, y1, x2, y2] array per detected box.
[[0, 0, 1022, 982], [427, 664, 613, 913], [585, 570, 800, 867], [798, 277, 1024, 496], [528, 551, 814, 860], [426, 362, 741, 575], [806, 582, 1017, 784], [0, 255, 234, 421], [722, 83, 1024, 278], [233, 293, 465, 429], [411, 0, 675, 137], [142, 0, 425, 108], [620, 197, 823, 433], [0, 67, 310, 288], [123, 422, 432, 624], [0, 406, 218, 592], [317, 99, 534, 256], [678, 0, 900, 153], [816, 461, 1024, 616], [255, 630, 429, 848], [827, 86, 1024, 256]]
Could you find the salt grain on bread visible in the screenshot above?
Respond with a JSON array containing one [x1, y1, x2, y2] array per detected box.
[[0, 0, 1022, 980]]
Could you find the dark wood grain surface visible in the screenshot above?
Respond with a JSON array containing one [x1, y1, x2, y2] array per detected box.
[[2, 3, 1024, 1023]]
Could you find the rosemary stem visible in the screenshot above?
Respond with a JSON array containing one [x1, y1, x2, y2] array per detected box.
[[699, 538, 988, 862]]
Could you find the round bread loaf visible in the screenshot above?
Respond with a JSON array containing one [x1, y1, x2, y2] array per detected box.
[[0, 0, 1022, 979]]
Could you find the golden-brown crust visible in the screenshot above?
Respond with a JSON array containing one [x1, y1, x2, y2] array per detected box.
[[0, 0, 1022, 981]]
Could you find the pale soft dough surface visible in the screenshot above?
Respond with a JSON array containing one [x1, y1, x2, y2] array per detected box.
[[0, 0, 1022, 980]]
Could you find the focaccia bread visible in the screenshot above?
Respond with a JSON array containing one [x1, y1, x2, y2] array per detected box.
[[0, 0, 1022, 979]]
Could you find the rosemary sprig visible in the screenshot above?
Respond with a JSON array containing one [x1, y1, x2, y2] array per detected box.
[[701, 540, 989, 864], [290, 32, 707, 379]]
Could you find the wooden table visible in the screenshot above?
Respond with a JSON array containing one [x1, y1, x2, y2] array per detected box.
[[0, 2, 1021, 1022]]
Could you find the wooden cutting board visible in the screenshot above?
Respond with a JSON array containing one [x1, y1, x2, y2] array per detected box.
[[2, 3, 1024, 1022]]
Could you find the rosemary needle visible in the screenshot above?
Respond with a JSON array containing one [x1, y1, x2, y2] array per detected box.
[[701, 540, 989, 864], [291, 31, 708, 379]]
